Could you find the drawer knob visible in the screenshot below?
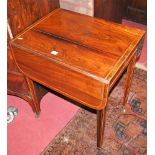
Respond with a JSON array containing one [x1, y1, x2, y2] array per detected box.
[[50, 50, 59, 55]]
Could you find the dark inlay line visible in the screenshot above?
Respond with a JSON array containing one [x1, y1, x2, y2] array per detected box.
[[33, 28, 119, 57]]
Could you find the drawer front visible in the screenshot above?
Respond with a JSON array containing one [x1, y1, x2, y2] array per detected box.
[[13, 47, 104, 109]]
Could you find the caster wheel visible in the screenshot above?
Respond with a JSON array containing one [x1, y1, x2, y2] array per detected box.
[[7, 106, 18, 124]]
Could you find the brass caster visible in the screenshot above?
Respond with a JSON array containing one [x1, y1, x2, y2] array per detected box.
[[35, 111, 41, 118]]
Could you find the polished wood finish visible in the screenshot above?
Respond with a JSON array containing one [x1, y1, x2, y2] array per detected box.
[[94, 0, 125, 23], [124, 0, 147, 24], [97, 84, 108, 147], [7, 44, 28, 100], [10, 9, 145, 147], [8, 44, 47, 114], [7, 0, 60, 37], [97, 109, 106, 147], [122, 52, 137, 106], [7, 0, 59, 113]]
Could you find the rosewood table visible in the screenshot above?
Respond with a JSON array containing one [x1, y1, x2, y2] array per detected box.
[[10, 8, 145, 148]]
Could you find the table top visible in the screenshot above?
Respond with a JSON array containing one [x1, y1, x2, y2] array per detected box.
[[12, 8, 145, 84]]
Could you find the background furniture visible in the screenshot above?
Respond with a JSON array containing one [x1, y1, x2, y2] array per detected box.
[[7, 0, 60, 114], [7, 0, 60, 37], [60, 0, 147, 24], [123, 0, 147, 24], [94, 0, 125, 23]]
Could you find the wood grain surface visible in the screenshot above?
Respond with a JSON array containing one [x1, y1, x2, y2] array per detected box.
[[94, 0, 125, 23], [7, 0, 60, 37], [11, 8, 145, 110], [8, 44, 47, 114], [124, 0, 147, 24]]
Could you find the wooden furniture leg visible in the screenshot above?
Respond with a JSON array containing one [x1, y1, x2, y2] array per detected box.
[[97, 85, 109, 147], [122, 53, 137, 108], [97, 52, 137, 147], [97, 109, 106, 147], [25, 77, 40, 116]]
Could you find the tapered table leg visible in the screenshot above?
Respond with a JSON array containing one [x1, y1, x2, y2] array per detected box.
[[25, 77, 41, 114], [97, 53, 137, 147], [123, 53, 137, 107], [97, 108, 106, 147], [25, 76, 48, 116], [97, 85, 109, 148]]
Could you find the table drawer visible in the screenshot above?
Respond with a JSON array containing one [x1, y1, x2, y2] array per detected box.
[[12, 47, 104, 109]]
